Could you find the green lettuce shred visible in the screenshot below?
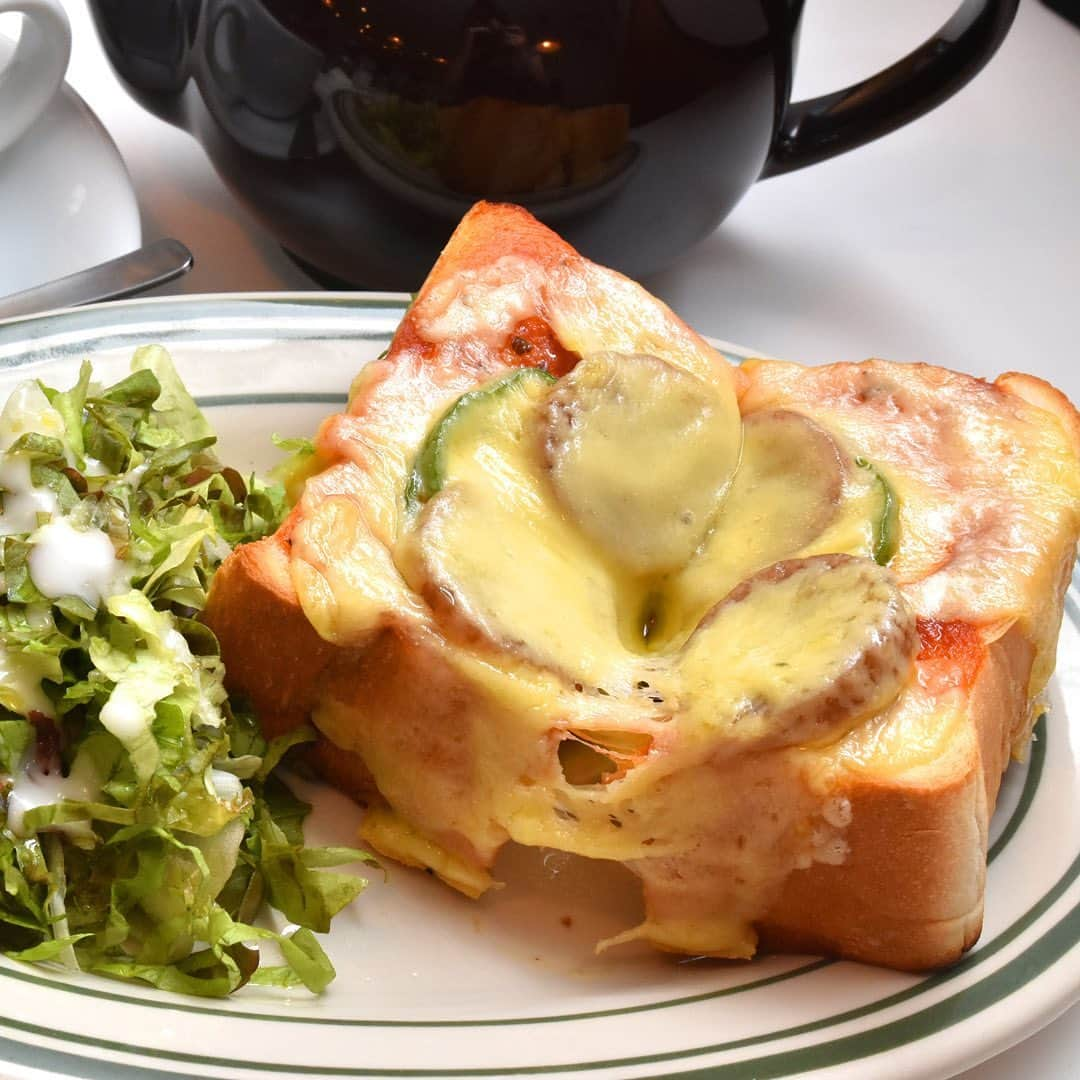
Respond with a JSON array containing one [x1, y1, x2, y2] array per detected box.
[[0, 348, 374, 996]]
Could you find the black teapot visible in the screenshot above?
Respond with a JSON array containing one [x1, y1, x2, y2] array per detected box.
[[88, 0, 1019, 289]]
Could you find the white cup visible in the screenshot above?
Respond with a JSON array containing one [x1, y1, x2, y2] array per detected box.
[[0, 0, 72, 154]]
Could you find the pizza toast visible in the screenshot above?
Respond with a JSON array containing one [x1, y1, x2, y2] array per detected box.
[[204, 203, 1080, 970]]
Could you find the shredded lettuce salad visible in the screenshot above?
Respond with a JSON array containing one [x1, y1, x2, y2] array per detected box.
[[0, 346, 372, 997]]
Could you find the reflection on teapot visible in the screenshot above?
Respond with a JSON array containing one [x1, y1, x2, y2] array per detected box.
[[201, 0, 335, 159], [88, 0, 1019, 288], [324, 85, 636, 222], [199, 0, 640, 219], [326, 2, 633, 211]]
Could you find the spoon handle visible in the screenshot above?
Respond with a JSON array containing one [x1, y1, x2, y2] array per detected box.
[[0, 239, 194, 320]]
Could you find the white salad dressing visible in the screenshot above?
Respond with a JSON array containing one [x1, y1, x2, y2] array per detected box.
[[27, 517, 127, 607], [99, 689, 153, 743], [0, 457, 60, 536], [209, 768, 243, 804], [6, 753, 103, 837]]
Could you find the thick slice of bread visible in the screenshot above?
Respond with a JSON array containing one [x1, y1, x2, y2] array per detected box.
[[204, 203, 1080, 970]]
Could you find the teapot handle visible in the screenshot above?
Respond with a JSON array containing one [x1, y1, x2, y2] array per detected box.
[[761, 0, 1019, 178]]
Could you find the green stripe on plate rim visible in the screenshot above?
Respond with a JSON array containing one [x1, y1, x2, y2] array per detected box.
[[0, 295, 411, 368], [665, 886, 1080, 1080], [196, 392, 348, 409]]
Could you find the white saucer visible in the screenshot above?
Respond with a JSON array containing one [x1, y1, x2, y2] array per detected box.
[[0, 32, 141, 296]]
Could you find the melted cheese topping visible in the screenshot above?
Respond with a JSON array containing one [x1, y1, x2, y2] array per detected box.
[[543, 351, 741, 576], [416, 256, 545, 347], [739, 360, 1080, 692]]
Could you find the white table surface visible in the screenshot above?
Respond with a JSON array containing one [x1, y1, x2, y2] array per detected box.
[[43, 0, 1080, 1076]]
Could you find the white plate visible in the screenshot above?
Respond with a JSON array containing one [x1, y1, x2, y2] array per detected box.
[[0, 294, 1076, 1080], [0, 31, 141, 296]]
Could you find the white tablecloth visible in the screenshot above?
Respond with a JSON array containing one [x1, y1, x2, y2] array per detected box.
[[56, 0, 1080, 1075]]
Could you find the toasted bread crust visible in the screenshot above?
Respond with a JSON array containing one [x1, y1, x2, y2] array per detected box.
[[758, 625, 1033, 969], [204, 513, 338, 740], [996, 371, 1080, 459], [421, 201, 574, 288], [204, 203, 1079, 971]]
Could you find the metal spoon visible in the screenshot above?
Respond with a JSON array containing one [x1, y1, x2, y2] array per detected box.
[[0, 239, 194, 321]]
